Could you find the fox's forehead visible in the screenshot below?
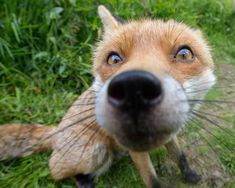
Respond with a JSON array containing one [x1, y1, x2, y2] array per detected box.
[[107, 19, 190, 43], [93, 19, 214, 81], [99, 19, 207, 52]]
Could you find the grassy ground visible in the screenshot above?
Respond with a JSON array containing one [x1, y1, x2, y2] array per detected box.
[[0, 0, 235, 187]]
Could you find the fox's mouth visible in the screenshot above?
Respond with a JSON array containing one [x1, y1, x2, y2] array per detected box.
[[95, 70, 189, 151], [114, 129, 173, 151]]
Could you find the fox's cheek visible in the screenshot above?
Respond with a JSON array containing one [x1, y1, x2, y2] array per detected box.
[[183, 69, 216, 101]]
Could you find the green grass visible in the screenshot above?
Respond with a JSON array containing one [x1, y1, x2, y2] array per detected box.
[[0, 0, 235, 187]]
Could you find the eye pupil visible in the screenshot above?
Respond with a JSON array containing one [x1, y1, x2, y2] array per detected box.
[[175, 47, 194, 63], [181, 50, 188, 59], [107, 52, 123, 65], [112, 55, 120, 63]]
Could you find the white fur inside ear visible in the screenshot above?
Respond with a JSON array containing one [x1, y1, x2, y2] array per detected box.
[[98, 5, 119, 30]]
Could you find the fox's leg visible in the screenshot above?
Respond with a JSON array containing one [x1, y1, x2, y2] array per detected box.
[[49, 122, 114, 187], [129, 151, 161, 188], [50, 141, 113, 188], [50, 139, 113, 187], [165, 137, 201, 184]]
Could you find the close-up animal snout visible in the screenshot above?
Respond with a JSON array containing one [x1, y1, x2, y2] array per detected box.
[[107, 70, 163, 110], [96, 69, 190, 151]]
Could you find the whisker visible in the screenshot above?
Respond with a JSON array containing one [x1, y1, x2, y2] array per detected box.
[[181, 118, 225, 170], [52, 124, 104, 178], [20, 114, 96, 156], [52, 118, 97, 158], [71, 102, 95, 106], [184, 88, 212, 94], [186, 99, 232, 109], [188, 119, 222, 161], [183, 80, 217, 90], [210, 84, 235, 89], [182, 84, 231, 94], [62, 107, 95, 121], [51, 119, 97, 173], [89, 89, 100, 93], [191, 111, 234, 138], [188, 99, 235, 105], [172, 26, 189, 49], [77, 96, 96, 100], [78, 125, 101, 162], [190, 115, 233, 152], [193, 109, 233, 124], [185, 83, 235, 90], [181, 99, 223, 109]]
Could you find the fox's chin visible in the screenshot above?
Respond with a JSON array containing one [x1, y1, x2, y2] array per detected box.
[[113, 130, 174, 151], [95, 104, 182, 151]]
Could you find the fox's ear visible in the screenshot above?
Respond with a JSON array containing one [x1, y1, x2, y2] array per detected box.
[[98, 5, 123, 32]]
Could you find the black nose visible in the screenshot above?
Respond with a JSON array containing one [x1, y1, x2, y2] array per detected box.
[[107, 70, 163, 109]]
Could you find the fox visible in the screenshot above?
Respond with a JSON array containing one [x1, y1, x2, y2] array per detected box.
[[0, 5, 217, 188]]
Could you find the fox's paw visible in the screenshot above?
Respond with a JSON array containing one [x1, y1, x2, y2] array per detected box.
[[178, 153, 201, 184], [75, 174, 95, 188], [183, 170, 201, 184]]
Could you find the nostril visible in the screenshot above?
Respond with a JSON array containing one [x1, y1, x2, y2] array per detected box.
[[108, 80, 126, 106], [141, 79, 162, 103]]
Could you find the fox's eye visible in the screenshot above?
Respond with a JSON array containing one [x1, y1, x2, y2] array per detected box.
[[107, 52, 123, 65], [175, 47, 194, 63]]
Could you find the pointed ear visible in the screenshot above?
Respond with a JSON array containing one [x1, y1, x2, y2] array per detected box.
[[98, 5, 123, 32]]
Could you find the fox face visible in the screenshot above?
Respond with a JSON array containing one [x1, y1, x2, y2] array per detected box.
[[93, 6, 216, 151]]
